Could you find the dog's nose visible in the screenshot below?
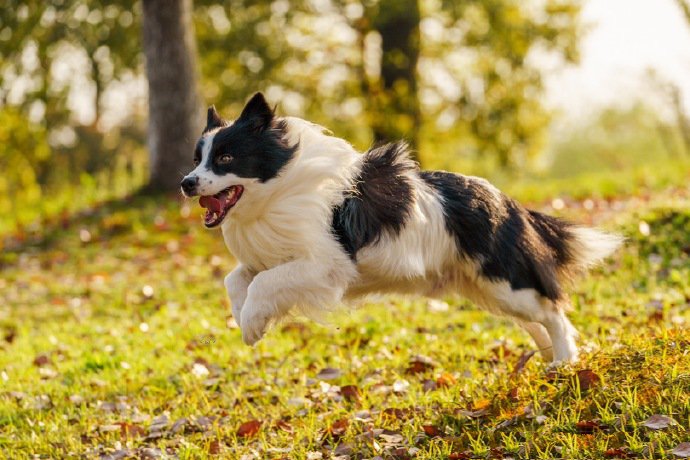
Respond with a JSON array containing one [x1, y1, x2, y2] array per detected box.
[[181, 176, 199, 195]]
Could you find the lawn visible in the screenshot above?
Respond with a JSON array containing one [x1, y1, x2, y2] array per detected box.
[[1, 175, 689, 459]]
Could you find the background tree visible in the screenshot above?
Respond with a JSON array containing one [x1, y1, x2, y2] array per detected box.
[[142, 0, 201, 192], [368, 0, 421, 156], [423, 0, 582, 169]]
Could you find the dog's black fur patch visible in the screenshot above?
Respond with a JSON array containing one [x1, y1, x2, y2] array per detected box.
[[420, 171, 574, 301], [332, 142, 416, 260], [201, 93, 297, 182]]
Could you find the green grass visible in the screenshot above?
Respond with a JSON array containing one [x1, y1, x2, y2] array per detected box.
[[1, 180, 689, 459]]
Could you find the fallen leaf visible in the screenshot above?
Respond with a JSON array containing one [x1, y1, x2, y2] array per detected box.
[[604, 447, 630, 458], [275, 419, 293, 433], [326, 418, 349, 438], [33, 353, 52, 367], [382, 407, 412, 420], [406, 355, 435, 374], [316, 367, 341, 380], [575, 420, 601, 434], [208, 439, 222, 454], [436, 373, 456, 387], [100, 449, 132, 460], [99, 424, 122, 433], [170, 417, 188, 434], [237, 419, 261, 438], [118, 422, 146, 439], [334, 443, 354, 456], [138, 448, 163, 459], [340, 384, 360, 402], [643, 414, 677, 430], [672, 442, 690, 458], [195, 415, 217, 431], [422, 425, 442, 437], [149, 414, 168, 433], [390, 447, 411, 460], [511, 350, 536, 377], [379, 429, 404, 445], [472, 399, 491, 411], [576, 369, 601, 391], [449, 453, 472, 460], [422, 379, 437, 392]]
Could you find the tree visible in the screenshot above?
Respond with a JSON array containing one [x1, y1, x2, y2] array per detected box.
[[142, 0, 201, 192], [425, 0, 582, 169], [369, 0, 421, 157]]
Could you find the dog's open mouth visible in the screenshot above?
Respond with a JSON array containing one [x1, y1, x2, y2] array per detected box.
[[198, 185, 244, 228]]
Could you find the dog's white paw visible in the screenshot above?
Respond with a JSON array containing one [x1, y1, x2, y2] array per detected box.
[[240, 306, 271, 345], [231, 302, 243, 324]]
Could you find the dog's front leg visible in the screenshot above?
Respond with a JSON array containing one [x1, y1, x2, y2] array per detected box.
[[224, 264, 255, 322], [240, 259, 347, 345]]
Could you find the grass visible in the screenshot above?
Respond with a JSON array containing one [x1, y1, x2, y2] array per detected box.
[[1, 174, 689, 459]]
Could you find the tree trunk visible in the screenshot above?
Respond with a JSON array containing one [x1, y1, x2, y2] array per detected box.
[[372, 0, 421, 160], [142, 0, 201, 192]]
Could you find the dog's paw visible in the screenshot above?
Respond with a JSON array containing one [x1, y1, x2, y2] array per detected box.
[[231, 302, 243, 324], [240, 306, 271, 345]]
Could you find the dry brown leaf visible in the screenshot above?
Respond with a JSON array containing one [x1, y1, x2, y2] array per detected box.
[[33, 353, 52, 367], [316, 367, 341, 380], [436, 372, 456, 387], [672, 442, 690, 458], [576, 369, 601, 391], [643, 414, 677, 430], [575, 420, 601, 434], [274, 419, 293, 433], [237, 419, 261, 438], [326, 418, 349, 438], [604, 447, 630, 458], [511, 350, 536, 377], [422, 425, 442, 437], [406, 356, 435, 375], [340, 384, 360, 402], [208, 439, 222, 454], [422, 379, 437, 392], [118, 422, 146, 439]]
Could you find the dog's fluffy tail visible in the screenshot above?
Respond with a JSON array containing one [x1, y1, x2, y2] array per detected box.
[[567, 226, 624, 270], [528, 210, 623, 293]]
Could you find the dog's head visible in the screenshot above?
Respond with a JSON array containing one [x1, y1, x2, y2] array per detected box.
[[181, 93, 297, 228]]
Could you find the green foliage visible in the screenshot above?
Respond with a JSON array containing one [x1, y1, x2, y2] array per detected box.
[[0, 0, 146, 232], [421, 0, 582, 168], [547, 103, 688, 179]]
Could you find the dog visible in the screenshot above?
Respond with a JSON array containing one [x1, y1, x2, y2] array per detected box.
[[180, 92, 622, 363]]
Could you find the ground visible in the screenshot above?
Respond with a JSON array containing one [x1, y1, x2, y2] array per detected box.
[[1, 176, 689, 459]]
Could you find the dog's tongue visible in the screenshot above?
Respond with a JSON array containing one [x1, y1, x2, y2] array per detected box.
[[199, 195, 223, 213]]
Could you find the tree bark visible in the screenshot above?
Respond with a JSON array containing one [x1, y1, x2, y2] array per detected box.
[[372, 0, 421, 160], [142, 0, 201, 192]]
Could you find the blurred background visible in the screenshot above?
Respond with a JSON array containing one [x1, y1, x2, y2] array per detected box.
[[1, 0, 689, 235]]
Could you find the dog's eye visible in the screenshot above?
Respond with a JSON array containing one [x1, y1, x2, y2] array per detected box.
[[217, 154, 232, 164], [193, 157, 200, 167]]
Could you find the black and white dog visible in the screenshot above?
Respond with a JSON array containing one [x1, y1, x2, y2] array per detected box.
[[181, 93, 622, 363]]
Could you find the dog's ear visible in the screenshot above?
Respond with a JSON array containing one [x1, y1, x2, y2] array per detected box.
[[238, 92, 274, 132], [205, 105, 226, 133]]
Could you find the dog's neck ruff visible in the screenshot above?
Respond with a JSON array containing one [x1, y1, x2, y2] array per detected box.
[[219, 117, 361, 271]]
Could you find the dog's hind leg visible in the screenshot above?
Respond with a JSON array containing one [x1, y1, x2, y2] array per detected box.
[[540, 306, 579, 363], [470, 279, 577, 364], [515, 320, 554, 362]]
